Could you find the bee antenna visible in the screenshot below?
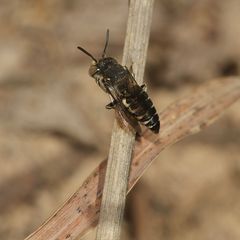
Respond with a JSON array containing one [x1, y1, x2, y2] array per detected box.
[[77, 46, 97, 62], [102, 29, 110, 58]]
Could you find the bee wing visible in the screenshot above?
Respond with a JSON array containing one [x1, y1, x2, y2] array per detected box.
[[114, 104, 142, 134], [105, 80, 142, 134], [122, 68, 147, 99]]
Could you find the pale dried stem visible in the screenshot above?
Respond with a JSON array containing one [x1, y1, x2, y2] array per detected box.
[[25, 77, 240, 240]]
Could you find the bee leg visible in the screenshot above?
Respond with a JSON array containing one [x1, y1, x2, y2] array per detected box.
[[105, 100, 117, 109], [135, 131, 142, 141], [141, 84, 147, 91], [129, 64, 133, 72], [124, 65, 135, 78]]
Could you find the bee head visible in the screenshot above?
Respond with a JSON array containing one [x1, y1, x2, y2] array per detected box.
[[77, 29, 112, 77], [88, 57, 117, 78]]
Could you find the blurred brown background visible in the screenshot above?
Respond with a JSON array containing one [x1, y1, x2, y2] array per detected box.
[[0, 1, 240, 239]]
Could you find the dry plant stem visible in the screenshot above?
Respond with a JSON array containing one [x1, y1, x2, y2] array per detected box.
[[96, 1, 155, 240], [25, 77, 240, 240]]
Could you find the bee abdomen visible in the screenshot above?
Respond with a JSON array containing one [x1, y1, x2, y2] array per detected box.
[[122, 89, 160, 134], [142, 112, 160, 133]]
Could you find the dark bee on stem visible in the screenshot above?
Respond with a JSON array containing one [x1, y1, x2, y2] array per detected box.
[[77, 30, 160, 134]]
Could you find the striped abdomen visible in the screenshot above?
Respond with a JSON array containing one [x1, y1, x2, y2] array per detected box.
[[122, 89, 160, 133]]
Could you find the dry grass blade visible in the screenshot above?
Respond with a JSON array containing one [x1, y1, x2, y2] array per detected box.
[[96, 1, 155, 239], [25, 77, 240, 240]]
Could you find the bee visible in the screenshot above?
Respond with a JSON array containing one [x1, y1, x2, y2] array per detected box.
[[77, 30, 160, 134]]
